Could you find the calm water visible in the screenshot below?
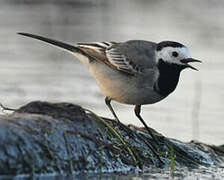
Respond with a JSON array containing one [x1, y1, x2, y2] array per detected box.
[[0, 0, 224, 148], [2, 166, 224, 180]]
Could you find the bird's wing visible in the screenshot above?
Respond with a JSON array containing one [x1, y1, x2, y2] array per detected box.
[[17, 33, 157, 75], [77, 40, 157, 75]]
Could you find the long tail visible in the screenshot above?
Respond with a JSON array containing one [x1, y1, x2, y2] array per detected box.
[[18, 32, 80, 53], [18, 32, 91, 65]]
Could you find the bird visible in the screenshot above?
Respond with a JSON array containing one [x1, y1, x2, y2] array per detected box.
[[18, 32, 201, 145]]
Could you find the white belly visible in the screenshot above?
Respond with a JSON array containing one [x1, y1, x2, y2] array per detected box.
[[88, 62, 164, 105]]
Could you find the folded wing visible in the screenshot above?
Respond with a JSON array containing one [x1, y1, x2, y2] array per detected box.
[[78, 40, 157, 75]]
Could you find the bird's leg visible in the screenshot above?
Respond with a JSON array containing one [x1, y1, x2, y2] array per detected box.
[[105, 97, 120, 122], [134, 105, 164, 166], [134, 105, 159, 144]]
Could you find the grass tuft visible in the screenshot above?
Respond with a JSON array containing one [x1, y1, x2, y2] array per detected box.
[[84, 108, 138, 165], [170, 145, 175, 177]]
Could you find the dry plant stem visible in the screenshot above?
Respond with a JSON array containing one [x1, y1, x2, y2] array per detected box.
[[63, 131, 74, 175], [0, 103, 17, 112], [84, 108, 138, 165]]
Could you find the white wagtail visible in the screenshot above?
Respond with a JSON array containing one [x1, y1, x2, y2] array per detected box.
[[18, 33, 201, 144]]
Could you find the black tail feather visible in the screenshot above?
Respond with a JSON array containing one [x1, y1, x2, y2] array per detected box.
[[18, 32, 78, 53]]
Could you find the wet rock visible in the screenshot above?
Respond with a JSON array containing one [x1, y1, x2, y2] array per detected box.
[[0, 101, 223, 176]]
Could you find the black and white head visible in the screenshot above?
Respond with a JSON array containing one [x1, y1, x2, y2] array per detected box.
[[155, 41, 201, 71]]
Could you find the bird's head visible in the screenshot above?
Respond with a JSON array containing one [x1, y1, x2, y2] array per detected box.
[[155, 41, 201, 71]]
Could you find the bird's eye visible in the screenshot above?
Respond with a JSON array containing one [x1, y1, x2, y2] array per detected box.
[[172, 51, 178, 57]]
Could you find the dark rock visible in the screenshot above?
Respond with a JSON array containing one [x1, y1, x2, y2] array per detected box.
[[0, 101, 223, 176]]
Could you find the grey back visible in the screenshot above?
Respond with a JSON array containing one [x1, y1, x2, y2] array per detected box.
[[111, 40, 157, 70]]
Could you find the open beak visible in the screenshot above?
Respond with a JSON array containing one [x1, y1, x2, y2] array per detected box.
[[180, 58, 202, 71]]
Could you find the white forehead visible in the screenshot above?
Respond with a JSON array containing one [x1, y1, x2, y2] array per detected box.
[[180, 47, 191, 57], [156, 46, 191, 63]]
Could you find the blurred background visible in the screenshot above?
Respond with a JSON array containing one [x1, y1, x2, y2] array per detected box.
[[0, 0, 223, 145]]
